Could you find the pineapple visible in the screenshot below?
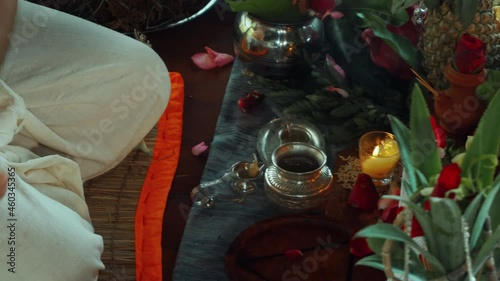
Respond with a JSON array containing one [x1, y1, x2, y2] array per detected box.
[[422, 0, 500, 90]]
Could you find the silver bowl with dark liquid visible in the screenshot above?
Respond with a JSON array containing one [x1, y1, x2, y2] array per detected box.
[[264, 143, 333, 210]]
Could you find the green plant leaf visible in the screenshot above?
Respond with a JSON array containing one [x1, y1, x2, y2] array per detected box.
[[356, 254, 428, 280], [429, 198, 464, 271], [355, 223, 446, 275], [383, 195, 438, 255], [459, 0, 479, 28], [489, 175, 500, 235], [390, 0, 418, 15], [460, 92, 500, 195], [356, 12, 421, 72], [388, 115, 417, 195], [463, 193, 485, 234], [472, 222, 500, 274], [471, 183, 500, 249], [424, 0, 439, 11], [409, 84, 442, 185]]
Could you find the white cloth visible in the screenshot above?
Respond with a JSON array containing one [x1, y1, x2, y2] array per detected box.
[[0, 1, 171, 280]]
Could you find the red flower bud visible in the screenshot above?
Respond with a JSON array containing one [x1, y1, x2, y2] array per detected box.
[[430, 116, 447, 148], [454, 33, 486, 74], [348, 173, 379, 211], [430, 163, 461, 198]]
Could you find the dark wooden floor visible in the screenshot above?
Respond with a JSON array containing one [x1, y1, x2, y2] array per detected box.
[[147, 7, 236, 281]]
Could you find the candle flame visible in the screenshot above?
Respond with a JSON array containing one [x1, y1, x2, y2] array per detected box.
[[372, 145, 380, 156]]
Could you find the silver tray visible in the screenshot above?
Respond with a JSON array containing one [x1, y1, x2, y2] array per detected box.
[[256, 118, 325, 163]]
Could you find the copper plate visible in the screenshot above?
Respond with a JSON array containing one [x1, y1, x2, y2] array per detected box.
[[225, 216, 354, 281]]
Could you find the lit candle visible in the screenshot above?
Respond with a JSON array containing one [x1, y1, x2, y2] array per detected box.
[[361, 144, 400, 179]]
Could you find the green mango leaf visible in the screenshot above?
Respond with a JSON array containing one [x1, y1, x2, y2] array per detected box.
[[471, 183, 500, 249], [356, 12, 421, 72], [429, 198, 464, 271], [409, 85, 442, 185], [225, 0, 304, 23], [472, 223, 500, 274], [459, 0, 479, 28], [460, 92, 500, 195], [355, 223, 446, 275], [383, 195, 438, 255], [391, 0, 418, 15], [388, 115, 417, 195], [339, 0, 409, 26]]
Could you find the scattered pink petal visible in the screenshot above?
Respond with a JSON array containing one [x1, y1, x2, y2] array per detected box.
[[192, 142, 209, 156], [325, 86, 349, 98], [284, 249, 303, 261], [191, 46, 234, 69], [325, 54, 346, 84], [191, 53, 218, 69], [204, 47, 234, 67], [321, 10, 344, 20]]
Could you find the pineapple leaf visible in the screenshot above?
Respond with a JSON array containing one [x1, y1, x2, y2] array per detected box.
[[470, 182, 500, 249], [388, 115, 417, 195], [356, 12, 422, 73], [355, 223, 446, 275], [463, 193, 485, 236], [356, 254, 429, 280], [471, 222, 500, 274], [409, 85, 442, 185], [460, 91, 500, 195], [383, 195, 438, 255], [429, 198, 464, 271], [458, 0, 479, 28]]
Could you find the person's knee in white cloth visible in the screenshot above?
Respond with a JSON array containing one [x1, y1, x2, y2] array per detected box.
[[0, 1, 171, 280]]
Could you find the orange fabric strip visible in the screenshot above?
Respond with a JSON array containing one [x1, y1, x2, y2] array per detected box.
[[135, 72, 184, 281]]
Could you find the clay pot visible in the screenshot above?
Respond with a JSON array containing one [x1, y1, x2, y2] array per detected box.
[[434, 65, 488, 136]]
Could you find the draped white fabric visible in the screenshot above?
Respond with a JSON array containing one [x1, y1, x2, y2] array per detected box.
[[0, 1, 171, 280]]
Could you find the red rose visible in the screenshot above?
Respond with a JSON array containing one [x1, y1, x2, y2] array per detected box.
[[454, 33, 486, 74]]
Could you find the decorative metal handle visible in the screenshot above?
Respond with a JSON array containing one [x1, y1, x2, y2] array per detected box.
[[190, 172, 233, 208]]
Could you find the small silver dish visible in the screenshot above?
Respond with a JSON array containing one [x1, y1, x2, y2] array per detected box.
[[257, 117, 325, 164], [230, 161, 265, 195]]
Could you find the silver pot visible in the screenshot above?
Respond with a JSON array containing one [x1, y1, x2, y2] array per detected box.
[[264, 143, 333, 210], [233, 12, 324, 78]]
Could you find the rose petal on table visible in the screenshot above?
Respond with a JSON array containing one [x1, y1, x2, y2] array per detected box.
[[192, 142, 209, 156], [348, 173, 379, 211], [349, 236, 373, 257], [284, 249, 303, 261], [191, 53, 218, 69], [325, 86, 349, 98], [325, 54, 346, 84], [205, 46, 234, 67]]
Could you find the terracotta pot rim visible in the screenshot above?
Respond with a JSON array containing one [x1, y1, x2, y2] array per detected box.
[[444, 65, 487, 87]]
